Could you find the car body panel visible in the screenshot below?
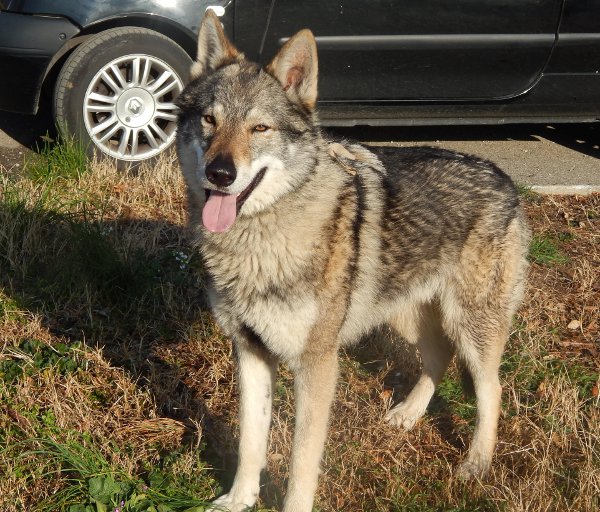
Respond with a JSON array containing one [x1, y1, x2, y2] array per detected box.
[[0, 0, 599, 124], [318, 74, 600, 126], [546, 0, 600, 73], [8, 0, 205, 33], [257, 0, 563, 101], [0, 11, 79, 113]]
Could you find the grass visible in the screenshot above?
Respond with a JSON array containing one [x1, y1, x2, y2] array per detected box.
[[1, 140, 599, 511], [27, 133, 89, 182], [529, 232, 570, 265]]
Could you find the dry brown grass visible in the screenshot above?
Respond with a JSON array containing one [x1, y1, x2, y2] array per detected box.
[[0, 150, 598, 511]]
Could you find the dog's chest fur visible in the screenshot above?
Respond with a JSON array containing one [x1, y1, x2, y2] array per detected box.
[[198, 163, 356, 361]]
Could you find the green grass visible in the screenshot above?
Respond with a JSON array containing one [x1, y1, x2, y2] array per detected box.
[[0, 338, 219, 512], [13, 436, 215, 512], [528, 232, 570, 265], [515, 183, 540, 203], [27, 133, 89, 182]]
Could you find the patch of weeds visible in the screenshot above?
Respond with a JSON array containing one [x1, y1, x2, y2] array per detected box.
[[172, 250, 192, 271], [556, 231, 574, 242], [516, 183, 540, 203], [27, 134, 89, 182], [154, 247, 203, 288], [585, 207, 599, 220], [0, 339, 84, 385], [18, 435, 216, 512], [0, 290, 24, 322], [528, 232, 569, 265], [430, 376, 476, 421]]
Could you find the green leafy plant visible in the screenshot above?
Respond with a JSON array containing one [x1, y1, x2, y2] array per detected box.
[[16, 436, 214, 512], [0, 339, 83, 385]]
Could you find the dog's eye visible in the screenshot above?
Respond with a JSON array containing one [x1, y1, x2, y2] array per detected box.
[[202, 114, 216, 125], [253, 124, 270, 133]]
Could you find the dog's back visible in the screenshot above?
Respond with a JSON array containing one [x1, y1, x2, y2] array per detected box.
[[336, 144, 529, 342]]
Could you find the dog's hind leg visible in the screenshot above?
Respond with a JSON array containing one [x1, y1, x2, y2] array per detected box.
[[449, 318, 506, 480], [385, 303, 454, 430], [209, 327, 278, 512], [443, 218, 528, 479]]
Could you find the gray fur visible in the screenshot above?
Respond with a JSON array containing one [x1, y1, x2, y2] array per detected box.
[[177, 12, 530, 512]]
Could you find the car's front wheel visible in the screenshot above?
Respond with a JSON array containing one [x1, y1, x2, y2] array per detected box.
[[54, 27, 192, 167]]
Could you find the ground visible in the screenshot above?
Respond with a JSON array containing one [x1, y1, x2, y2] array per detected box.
[[0, 141, 598, 512]]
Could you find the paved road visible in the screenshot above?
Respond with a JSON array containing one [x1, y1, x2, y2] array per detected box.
[[1, 106, 599, 193], [333, 123, 600, 194]]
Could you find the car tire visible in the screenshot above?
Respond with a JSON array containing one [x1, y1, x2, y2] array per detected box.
[[53, 27, 192, 169]]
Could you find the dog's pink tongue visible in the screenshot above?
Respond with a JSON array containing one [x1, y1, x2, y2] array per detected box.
[[202, 191, 237, 233]]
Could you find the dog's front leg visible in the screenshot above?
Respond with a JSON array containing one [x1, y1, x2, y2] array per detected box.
[[283, 350, 339, 512], [210, 330, 277, 512]]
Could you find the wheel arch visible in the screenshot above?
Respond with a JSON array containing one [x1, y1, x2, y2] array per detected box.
[[42, 15, 197, 103]]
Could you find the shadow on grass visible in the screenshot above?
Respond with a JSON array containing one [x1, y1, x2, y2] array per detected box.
[[0, 186, 488, 508], [346, 330, 473, 454], [0, 197, 241, 494]]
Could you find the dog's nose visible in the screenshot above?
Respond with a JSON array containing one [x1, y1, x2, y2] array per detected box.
[[205, 155, 237, 187]]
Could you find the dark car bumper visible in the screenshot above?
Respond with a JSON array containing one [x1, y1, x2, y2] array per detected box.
[[0, 11, 79, 114]]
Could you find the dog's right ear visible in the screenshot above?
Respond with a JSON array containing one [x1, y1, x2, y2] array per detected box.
[[191, 10, 242, 79]]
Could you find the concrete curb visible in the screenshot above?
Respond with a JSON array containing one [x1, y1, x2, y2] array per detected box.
[[530, 185, 600, 196]]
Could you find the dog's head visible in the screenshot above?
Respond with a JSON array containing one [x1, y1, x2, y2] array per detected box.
[[176, 10, 320, 233]]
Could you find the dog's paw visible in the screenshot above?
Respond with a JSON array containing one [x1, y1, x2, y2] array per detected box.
[[205, 493, 254, 512], [384, 401, 425, 430], [456, 455, 491, 481]]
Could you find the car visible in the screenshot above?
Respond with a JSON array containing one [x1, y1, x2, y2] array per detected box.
[[1, 0, 599, 167]]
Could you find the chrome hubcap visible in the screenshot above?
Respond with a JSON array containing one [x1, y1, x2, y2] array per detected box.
[[83, 55, 183, 161]]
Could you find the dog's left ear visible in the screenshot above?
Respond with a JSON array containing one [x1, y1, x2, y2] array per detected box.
[[191, 10, 242, 79], [266, 29, 318, 111]]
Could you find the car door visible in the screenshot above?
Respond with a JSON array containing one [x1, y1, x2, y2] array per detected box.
[[238, 0, 563, 102]]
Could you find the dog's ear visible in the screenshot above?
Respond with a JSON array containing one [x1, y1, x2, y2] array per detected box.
[[266, 29, 318, 111], [191, 10, 242, 79]]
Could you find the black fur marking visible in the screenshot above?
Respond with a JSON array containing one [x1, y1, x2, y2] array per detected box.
[[350, 172, 365, 287], [240, 323, 268, 352]]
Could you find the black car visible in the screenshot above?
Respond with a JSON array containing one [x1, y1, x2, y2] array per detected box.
[[1, 0, 599, 167]]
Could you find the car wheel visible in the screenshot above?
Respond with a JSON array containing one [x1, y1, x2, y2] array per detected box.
[[54, 27, 192, 168]]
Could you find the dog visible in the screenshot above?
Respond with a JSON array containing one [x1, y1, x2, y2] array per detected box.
[[176, 11, 530, 512]]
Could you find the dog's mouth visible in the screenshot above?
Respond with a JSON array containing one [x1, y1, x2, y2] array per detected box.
[[202, 167, 267, 233]]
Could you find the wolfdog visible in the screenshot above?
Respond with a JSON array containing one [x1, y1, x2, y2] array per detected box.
[[176, 11, 530, 512]]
